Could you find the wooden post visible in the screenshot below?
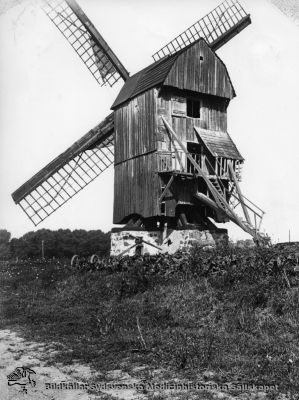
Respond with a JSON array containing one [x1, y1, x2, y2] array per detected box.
[[161, 117, 251, 235], [228, 161, 252, 226], [167, 134, 184, 171], [194, 192, 242, 228], [162, 118, 232, 214]]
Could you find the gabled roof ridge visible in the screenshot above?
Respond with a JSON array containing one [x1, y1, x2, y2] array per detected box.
[[125, 36, 205, 81], [111, 38, 235, 109]]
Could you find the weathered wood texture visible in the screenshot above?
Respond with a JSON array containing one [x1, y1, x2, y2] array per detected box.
[[12, 112, 114, 204], [112, 39, 234, 110], [113, 88, 160, 223], [114, 89, 157, 164], [157, 88, 228, 151], [194, 127, 243, 160], [164, 40, 234, 100], [113, 40, 236, 224], [113, 153, 160, 224]]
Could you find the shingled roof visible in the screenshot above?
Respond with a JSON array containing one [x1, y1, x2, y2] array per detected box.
[[111, 38, 235, 109], [111, 53, 179, 109], [194, 127, 243, 160]]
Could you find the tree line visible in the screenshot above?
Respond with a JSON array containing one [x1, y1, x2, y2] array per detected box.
[[0, 229, 110, 259]]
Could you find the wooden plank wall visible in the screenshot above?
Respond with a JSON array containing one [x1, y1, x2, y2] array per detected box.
[[155, 87, 229, 218], [157, 88, 228, 149], [114, 88, 157, 164], [113, 88, 159, 223], [164, 40, 235, 100], [113, 153, 160, 224], [113, 40, 233, 223]]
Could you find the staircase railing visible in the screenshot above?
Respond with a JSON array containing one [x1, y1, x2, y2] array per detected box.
[[215, 157, 243, 181], [157, 151, 205, 174], [202, 145, 267, 240], [161, 116, 270, 245], [204, 152, 265, 233], [157, 151, 242, 181]]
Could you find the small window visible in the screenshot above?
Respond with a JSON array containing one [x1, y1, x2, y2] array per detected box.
[[187, 99, 201, 118]]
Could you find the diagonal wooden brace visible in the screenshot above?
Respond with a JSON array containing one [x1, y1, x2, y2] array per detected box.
[[159, 175, 174, 204], [228, 161, 252, 225], [161, 116, 252, 235]]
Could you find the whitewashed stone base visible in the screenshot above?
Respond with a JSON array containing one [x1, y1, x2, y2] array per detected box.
[[110, 229, 228, 256]]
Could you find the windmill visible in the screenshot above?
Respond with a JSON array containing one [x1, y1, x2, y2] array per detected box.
[[12, 0, 270, 256]]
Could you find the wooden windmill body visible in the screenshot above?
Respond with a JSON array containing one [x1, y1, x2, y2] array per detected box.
[[110, 39, 245, 254], [12, 0, 269, 255]]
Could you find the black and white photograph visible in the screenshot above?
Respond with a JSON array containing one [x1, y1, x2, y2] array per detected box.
[[0, 0, 299, 398]]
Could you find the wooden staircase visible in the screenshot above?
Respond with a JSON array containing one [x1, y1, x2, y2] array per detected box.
[[161, 116, 270, 246], [210, 178, 224, 196]]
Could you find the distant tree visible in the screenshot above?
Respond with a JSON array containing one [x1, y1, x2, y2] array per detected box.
[[9, 229, 110, 259], [0, 229, 11, 259]]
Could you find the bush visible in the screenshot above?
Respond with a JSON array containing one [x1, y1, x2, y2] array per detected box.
[[1, 246, 299, 393], [8, 228, 110, 259]]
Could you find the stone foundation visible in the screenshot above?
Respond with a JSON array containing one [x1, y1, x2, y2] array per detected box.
[[110, 228, 228, 256]]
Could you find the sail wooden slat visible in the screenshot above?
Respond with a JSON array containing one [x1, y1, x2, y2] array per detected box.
[[152, 0, 251, 61], [42, 0, 129, 86], [12, 114, 114, 226]]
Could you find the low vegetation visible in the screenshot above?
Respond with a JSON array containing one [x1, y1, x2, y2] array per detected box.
[[0, 228, 110, 259], [0, 245, 299, 397]]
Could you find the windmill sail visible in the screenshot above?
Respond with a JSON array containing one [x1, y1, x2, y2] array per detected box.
[[12, 114, 114, 226], [152, 0, 251, 61], [42, 0, 129, 86]]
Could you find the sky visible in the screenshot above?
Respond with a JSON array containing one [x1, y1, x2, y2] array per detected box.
[[269, 0, 299, 24], [0, 0, 299, 243]]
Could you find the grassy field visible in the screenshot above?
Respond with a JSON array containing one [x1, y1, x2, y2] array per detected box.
[[0, 246, 299, 398]]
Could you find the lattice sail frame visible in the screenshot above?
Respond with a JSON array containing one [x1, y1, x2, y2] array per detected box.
[[42, 0, 127, 86], [12, 115, 114, 226], [152, 0, 250, 61]]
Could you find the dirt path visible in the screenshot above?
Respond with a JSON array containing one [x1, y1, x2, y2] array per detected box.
[[0, 329, 97, 400], [0, 329, 148, 400], [0, 328, 289, 400]]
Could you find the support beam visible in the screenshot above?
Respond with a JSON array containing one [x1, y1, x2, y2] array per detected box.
[[162, 118, 219, 202], [162, 117, 243, 223], [128, 233, 162, 251], [118, 243, 138, 258], [161, 116, 255, 236], [228, 161, 251, 225], [194, 192, 247, 232], [161, 117, 271, 244], [194, 192, 226, 215], [179, 212, 189, 227], [159, 175, 174, 204]]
